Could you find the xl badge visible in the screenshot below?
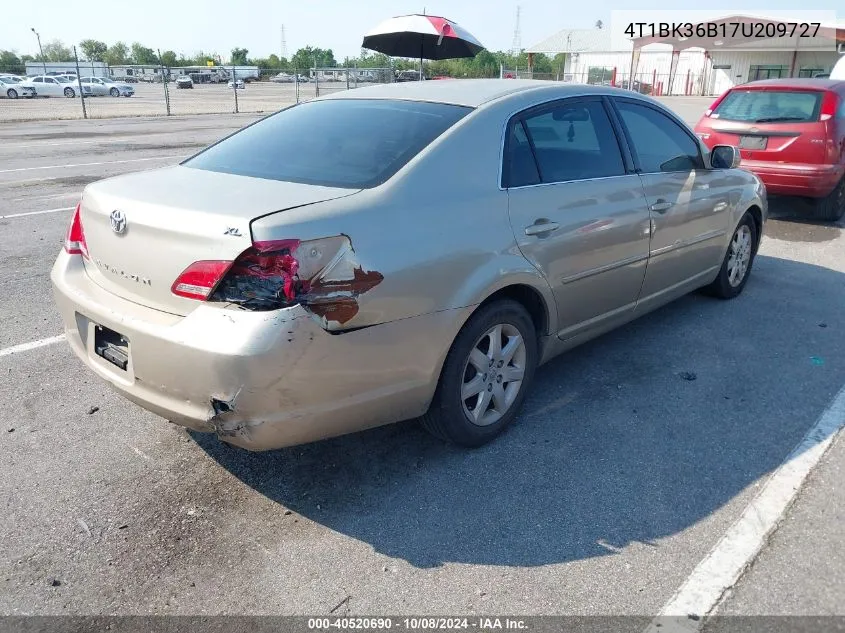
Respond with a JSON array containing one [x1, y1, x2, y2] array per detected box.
[[110, 210, 127, 235]]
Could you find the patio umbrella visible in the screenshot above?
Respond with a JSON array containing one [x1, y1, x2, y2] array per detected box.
[[362, 14, 485, 79]]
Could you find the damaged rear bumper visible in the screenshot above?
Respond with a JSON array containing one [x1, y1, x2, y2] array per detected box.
[[51, 251, 468, 450]]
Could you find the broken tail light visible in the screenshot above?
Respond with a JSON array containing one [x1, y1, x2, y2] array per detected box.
[[172, 236, 384, 325], [64, 203, 89, 258]]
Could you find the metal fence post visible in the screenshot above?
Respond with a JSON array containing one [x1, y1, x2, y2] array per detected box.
[[232, 66, 239, 113], [314, 65, 319, 98], [73, 46, 87, 120], [157, 50, 171, 115], [294, 68, 299, 103]]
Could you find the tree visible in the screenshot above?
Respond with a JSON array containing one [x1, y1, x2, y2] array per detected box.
[[130, 42, 158, 65], [104, 42, 129, 66], [42, 39, 72, 62], [230, 47, 249, 65], [79, 39, 107, 62], [290, 46, 336, 70], [0, 50, 24, 74], [160, 50, 177, 67]]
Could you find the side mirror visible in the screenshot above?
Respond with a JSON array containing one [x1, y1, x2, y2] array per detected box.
[[711, 145, 741, 169]]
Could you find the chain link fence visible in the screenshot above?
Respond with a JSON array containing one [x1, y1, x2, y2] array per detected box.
[[0, 63, 396, 123]]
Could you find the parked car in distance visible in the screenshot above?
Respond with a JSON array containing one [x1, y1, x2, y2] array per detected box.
[[695, 78, 845, 221], [22, 75, 80, 98], [830, 56, 845, 80], [79, 76, 136, 97], [175, 75, 194, 89], [0, 76, 36, 99], [228, 79, 245, 89], [271, 72, 294, 83], [51, 80, 766, 453], [298, 74, 309, 83]]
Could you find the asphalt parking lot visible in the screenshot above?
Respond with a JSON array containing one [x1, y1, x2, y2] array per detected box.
[[1, 98, 844, 624], [0, 81, 359, 122]]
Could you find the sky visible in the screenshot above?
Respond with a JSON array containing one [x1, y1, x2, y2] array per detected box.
[[2, 0, 843, 61]]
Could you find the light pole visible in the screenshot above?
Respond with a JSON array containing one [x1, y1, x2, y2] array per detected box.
[[31, 28, 46, 74]]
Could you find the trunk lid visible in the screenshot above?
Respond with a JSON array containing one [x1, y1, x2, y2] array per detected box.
[[79, 165, 360, 316], [703, 87, 831, 165]]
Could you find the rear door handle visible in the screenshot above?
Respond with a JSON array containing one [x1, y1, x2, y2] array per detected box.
[[650, 201, 674, 213], [524, 221, 561, 236]]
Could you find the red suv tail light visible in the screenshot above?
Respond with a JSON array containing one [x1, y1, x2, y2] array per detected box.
[[171, 236, 384, 324], [64, 203, 89, 258], [705, 90, 730, 117], [820, 91, 839, 121]]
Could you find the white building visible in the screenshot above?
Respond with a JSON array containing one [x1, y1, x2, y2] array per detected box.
[[526, 15, 845, 96], [25, 60, 108, 77]]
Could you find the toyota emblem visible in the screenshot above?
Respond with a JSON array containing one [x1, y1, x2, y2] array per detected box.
[[110, 210, 127, 235]]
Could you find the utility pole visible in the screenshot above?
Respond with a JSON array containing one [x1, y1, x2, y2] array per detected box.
[[31, 28, 47, 74], [280, 25, 288, 60]]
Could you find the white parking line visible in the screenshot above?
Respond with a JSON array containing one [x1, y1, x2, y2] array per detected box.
[[0, 155, 187, 174], [0, 206, 74, 219], [644, 384, 845, 632], [0, 335, 66, 358]]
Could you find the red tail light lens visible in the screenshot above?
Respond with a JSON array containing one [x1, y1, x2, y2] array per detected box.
[[171, 261, 234, 300], [173, 236, 385, 326], [705, 90, 731, 117], [820, 91, 839, 121], [64, 203, 89, 257]]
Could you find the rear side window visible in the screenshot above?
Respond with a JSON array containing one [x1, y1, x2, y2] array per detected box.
[[184, 99, 472, 189], [712, 90, 823, 123], [615, 100, 704, 173], [512, 100, 625, 185]]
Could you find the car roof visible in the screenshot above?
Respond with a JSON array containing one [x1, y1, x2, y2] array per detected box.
[[729, 78, 845, 92], [316, 78, 656, 108]]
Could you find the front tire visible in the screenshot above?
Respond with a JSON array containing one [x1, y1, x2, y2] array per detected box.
[[7, 88, 18, 99], [421, 300, 538, 447], [811, 177, 845, 222], [703, 211, 758, 299], [110, 87, 120, 97], [64, 87, 75, 98]]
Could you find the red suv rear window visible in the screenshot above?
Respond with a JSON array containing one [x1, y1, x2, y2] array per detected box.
[[712, 90, 823, 123]]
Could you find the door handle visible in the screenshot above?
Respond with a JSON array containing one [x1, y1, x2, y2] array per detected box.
[[524, 221, 561, 236], [650, 201, 674, 213]]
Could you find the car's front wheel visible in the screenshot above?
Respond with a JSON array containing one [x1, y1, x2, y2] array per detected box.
[[811, 177, 845, 222], [64, 87, 75, 98], [110, 87, 120, 97], [421, 299, 538, 447], [6, 88, 17, 99], [703, 211, 758, 299]]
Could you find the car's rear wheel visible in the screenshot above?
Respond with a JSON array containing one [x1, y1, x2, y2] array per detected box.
[[110, 87, 120, 97], [421, 300, 538, 447], [6, 88, 17, 99], [811, 177, 845, 222], [703, 211, 758, 299], [64, 87, 75, 98]]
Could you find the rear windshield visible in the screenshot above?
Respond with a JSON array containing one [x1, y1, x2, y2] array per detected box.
[[712, 90, 823, 123], [183, 98, 472, 188]]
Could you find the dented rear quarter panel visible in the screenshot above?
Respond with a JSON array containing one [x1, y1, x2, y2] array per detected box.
[[250, 95, 558, 339]]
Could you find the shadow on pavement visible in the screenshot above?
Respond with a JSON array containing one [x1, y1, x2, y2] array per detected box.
[[193, 254, 845, 569]]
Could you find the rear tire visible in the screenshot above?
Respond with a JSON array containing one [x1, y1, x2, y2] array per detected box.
[[64, 87, 75, 98], [110, 87, 120, 97], [7, 88, 18, 99], [703, 211, 758, 299], [810, 177, 845, 222], [420, 300, 538, 447]]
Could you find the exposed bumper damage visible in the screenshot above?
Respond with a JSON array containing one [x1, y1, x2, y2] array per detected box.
[[51, 250, 470, 451]]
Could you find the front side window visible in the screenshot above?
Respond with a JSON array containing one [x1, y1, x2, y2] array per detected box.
[[184, 99, 472, 189], [615, 100, 704, 173], [509, 100, 625, 185], [32, 77, 43, 83]]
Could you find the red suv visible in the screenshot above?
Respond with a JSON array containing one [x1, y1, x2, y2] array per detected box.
[[694, 79, 845, 222]]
